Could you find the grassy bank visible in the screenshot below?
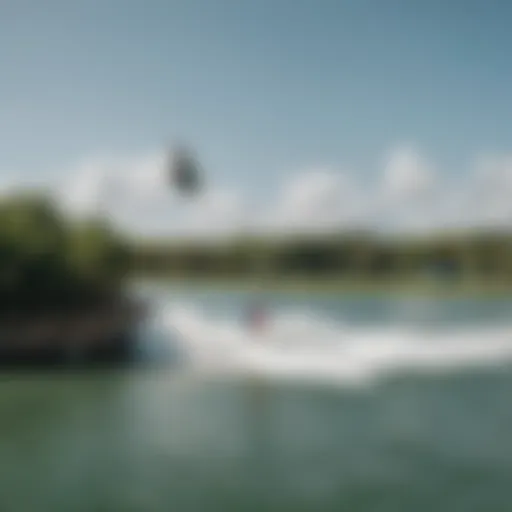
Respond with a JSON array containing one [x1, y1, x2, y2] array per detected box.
[[131, 273, 512, 298]]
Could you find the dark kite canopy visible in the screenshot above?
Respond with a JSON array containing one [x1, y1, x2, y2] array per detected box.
[[169, 146, 202, 195]]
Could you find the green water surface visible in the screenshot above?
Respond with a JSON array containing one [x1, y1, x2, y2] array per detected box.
[[0, 284, 511, 511]]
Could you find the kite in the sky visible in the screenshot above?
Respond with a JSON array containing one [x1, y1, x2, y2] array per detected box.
[[168, 145, 203, 196]]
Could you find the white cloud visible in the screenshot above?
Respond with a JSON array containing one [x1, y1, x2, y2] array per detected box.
[[464, 154, 512, 230], [49, 150, 247, 240], [58, 160, 111, 215], [4, 146, 512, 239], [280, 170, 343, 215], [382, 147, 435, 201], [263, 169, 369, 235], [56, 152, 171, 217]]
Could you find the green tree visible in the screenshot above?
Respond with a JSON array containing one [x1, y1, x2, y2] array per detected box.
[[0, 192, 130, 314]]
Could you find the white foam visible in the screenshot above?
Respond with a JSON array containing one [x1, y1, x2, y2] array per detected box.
[[155, 302, 512, 386]]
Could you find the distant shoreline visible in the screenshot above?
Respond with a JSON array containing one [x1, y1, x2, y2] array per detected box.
[[132, 275, 512, 298]]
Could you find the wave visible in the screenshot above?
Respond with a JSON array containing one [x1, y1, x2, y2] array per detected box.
[[152, 301, 512, 386]]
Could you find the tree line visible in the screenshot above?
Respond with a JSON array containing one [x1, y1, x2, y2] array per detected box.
[[131, 232, 512, 283]]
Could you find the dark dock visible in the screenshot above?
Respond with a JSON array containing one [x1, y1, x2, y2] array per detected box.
[[0, 298, 147, 368]]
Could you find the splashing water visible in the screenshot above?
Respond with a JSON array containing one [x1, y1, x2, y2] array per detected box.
[[152, 301, 512, 386]]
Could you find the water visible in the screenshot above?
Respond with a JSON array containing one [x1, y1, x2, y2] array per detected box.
[[2, 283, 512, 511]]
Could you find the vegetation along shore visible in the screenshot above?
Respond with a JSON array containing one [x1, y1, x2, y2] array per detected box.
[[0, 191, 144, 364], [130, 232, 512, 297]]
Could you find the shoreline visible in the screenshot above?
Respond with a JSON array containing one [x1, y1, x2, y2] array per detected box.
[[132, 275, 512, 298]]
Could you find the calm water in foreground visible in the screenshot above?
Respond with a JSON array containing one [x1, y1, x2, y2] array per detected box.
[[1, 283, 512, 511]]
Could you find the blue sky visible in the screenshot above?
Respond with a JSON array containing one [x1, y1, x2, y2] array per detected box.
[[2, 1, 512, 236]]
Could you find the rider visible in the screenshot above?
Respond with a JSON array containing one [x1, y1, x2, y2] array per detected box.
[[247, 302, 267, 332]]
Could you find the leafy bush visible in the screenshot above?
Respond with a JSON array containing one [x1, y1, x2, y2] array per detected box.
[[0, 192, 130, 315]]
